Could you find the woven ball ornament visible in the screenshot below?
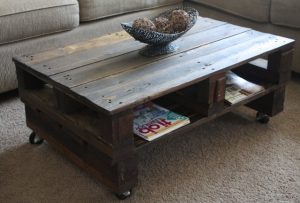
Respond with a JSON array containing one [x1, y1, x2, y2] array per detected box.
[[132, 18, 156, 31], [169, 10, 189, 32], [153, 17, 173, 33]]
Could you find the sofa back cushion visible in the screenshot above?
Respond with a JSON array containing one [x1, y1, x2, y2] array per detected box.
[[271, 0, 300, 29], [78, 0, 183, 22], [0, 0, 79, 45], [0, 0, 77, 16], [188, 0, 271, 22]]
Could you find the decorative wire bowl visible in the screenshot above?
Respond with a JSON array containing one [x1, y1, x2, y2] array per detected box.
[[121, 7, 199, 57]]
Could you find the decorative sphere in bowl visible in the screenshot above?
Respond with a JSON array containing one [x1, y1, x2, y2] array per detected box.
[[132, 18, 156, 31], [153, 17, 173, 34], [121, 7, 199, 57], [169, 9, 190, 32]]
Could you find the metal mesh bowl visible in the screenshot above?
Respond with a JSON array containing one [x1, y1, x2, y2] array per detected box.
[[121, 7, 199, 57]]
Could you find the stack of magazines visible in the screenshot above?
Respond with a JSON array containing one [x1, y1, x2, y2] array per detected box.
[[133, 103, 190, 141], [225, 71, 265, 104]]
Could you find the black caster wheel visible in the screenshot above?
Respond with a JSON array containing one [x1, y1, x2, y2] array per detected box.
[[29, 132, 44, 145], [115, 190, 132, 200], [256, 112, 270, 124]]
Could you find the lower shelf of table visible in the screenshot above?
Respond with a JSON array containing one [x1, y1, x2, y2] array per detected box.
[[19, 73, 281, 153], [134, 83, 279, 150]]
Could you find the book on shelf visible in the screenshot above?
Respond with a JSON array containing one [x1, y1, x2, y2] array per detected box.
[[225, 71, 265, 105], [133, 103, 190, 141]]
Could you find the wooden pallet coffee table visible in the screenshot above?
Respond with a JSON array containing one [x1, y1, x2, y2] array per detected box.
[[13, 17, 294, 199]]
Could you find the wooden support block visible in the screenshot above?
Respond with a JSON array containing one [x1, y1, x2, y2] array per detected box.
[[197, 73, 226, 115], [214, 76, 226, 103], [20, 86, 117, 155], [53, 88, 85, 114], [246, 86, 286, 116], [267, 47, 294, 84], [95, 109, 135, 148], [16, 68, 44, 91], [234, 47, 294, 86], [25, 105, 138, 194], [110, 110, 134, 145]]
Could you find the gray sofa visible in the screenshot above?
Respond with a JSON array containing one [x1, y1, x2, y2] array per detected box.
[[0, 0, 299, 94], [186, 0, 300, 72]]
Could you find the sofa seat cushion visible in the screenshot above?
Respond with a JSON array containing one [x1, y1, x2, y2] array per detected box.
[[189, 0, 271, 22], [0, 0, 79, 45], [271, 0, 300, 29], [78, 0, 182, 22]]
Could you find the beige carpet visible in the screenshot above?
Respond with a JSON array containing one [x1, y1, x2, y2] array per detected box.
[[0, 79, 300, 203]]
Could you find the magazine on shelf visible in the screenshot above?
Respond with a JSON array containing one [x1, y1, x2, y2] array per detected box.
[[225, 71, 265, 104], [133, 103, 190, 141]]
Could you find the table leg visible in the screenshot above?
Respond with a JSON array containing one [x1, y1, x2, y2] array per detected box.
[[247, 47, 294, 116]]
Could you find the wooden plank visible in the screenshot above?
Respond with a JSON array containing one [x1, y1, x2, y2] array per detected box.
[[21, 87, 138, 163], [24, 18, 226, 76], [246, 46, 294, 115], [31, 40, 142, 75], [236, 47, 294, 86], [97, 34, 293, 110], [16, 68, 44, 91], [51, 23, 250, 88], [71, 31, 293, 114], [247, 86, 286, 116], [72, 30, 261, 100], [53, 88, 85, 114], [15, 60, 107, 117], [196, 72, 226, 115], [25, 105, 137, 193], [267, 47, 294, 84], [16, 17, 223, 65], [197, 73, 224, 104], [25, 106, 118, 180], [18, 31, 131, 65], [20, 87, 114, 154], [105, 35, 286, 111]]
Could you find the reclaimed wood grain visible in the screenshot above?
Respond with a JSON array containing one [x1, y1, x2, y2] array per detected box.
[[51, 24, 250, 88], [71, 31, 293, 114], [19, 31, 131, 65], [16, 18, 226, 76], [26, 105, 137, 193], [73, 31, 261, 99], [20, 87, 114, 153]]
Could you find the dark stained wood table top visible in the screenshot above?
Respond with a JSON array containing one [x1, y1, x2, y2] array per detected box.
[[14, 17, 295, 115]]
